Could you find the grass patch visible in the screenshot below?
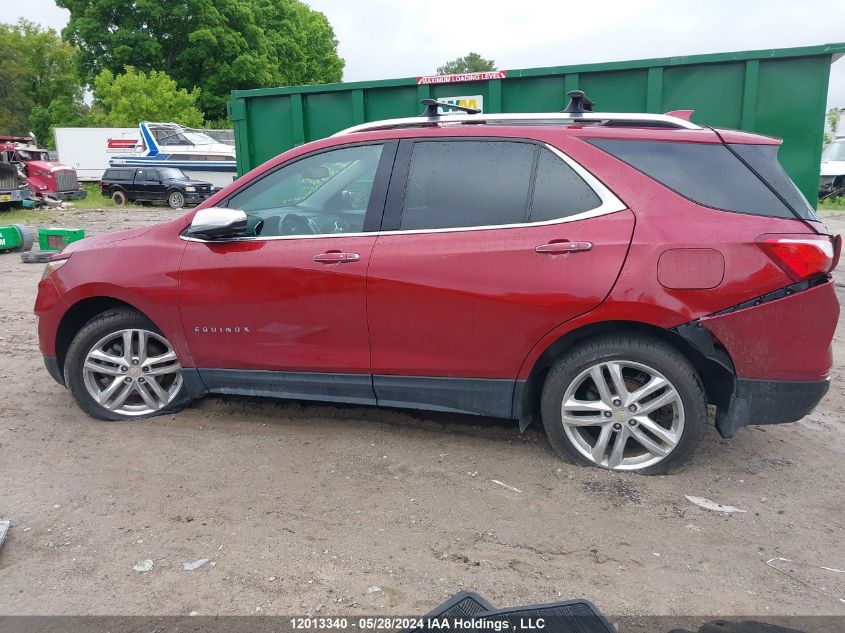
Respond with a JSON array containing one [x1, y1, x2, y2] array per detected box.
[[0, 209, 53, 224], [818, 196, 845, 211], [69, 183, 143, 210], [0, 183, 141, 224]]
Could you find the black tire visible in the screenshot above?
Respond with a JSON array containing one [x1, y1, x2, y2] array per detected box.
[[64, 309, 193, 421], [21, 250, 52, 263], [540, 334, 707, 475], [11, 224, 34, 253], [111, 189, 127, 205], [167, 190, 185, 209]]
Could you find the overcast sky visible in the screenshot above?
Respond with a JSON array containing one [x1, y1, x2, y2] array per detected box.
[[4, 0, 844, 109]]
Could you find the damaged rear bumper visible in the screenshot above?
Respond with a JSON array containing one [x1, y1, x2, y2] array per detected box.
[[675, 277, 837, 438], [716, 377, 829, 437]]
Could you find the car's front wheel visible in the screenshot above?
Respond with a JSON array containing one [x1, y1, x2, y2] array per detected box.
[[540, 334, 707, 474], [167, 191, 184, 209], [64, 309, 189, 421]]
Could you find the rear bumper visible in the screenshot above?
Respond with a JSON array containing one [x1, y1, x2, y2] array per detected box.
[[0, 190, 24, 202], [676, 278, 837, 437], [715, 377, 829, 437]]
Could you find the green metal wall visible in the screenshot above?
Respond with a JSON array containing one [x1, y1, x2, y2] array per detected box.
[[230, 44, 844, 203]]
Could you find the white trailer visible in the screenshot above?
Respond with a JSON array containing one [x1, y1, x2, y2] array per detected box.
[[53, 127, 140, 182]]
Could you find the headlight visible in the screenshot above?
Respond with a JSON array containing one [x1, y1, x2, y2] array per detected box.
[[42, 257, 69, 279], [185, 186, 196, 192]]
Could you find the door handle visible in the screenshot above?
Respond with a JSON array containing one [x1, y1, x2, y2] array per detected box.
[[534, 241, 593, 255], [313, 251, 361, 264]]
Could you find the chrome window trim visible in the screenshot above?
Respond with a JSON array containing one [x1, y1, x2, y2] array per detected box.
[[180, 143, 626, 244]]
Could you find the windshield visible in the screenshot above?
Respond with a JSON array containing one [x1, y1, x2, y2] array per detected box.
[[822, 140, 845, 161], [159, 168, 188, 180], [17, 149, 49, 161]]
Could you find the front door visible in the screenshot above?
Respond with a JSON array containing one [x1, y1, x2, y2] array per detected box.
[[145, 169, 167, 200], [178, 141, 395, 402], [366, 138, 635, 417]]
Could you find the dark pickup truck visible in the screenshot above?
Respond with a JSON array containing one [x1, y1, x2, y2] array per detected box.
[[100, 167, 213, 208]]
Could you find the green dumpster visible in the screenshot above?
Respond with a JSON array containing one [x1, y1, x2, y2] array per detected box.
[[230, 43, 845, 204]]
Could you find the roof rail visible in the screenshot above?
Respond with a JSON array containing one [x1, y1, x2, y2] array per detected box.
[[334, 90, 701, 135], [334, 111, 702, 136]]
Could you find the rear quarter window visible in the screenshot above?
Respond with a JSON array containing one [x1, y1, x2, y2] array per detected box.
[[588, 139, 795, 219], [529, 148, 601, 222], [729, 143, 816, 220], [108, 169, 132, 180]]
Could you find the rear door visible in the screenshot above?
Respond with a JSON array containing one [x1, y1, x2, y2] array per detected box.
[[366, 138, 635, 416], [133, 169, 149, 199]]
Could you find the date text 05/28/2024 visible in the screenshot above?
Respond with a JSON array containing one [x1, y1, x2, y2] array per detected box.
[[289, 617, 547, 631]]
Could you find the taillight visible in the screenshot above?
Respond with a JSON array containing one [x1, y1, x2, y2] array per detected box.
[[756, 233, 838, 281]]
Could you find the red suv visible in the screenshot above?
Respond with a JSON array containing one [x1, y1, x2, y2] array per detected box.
[[35, 94, 840, 474]]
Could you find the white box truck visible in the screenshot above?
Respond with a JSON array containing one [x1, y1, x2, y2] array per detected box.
[[53, 127, 140, 182]]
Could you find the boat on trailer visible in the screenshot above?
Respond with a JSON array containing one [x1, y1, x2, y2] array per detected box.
[[108, 122, 237, 189]]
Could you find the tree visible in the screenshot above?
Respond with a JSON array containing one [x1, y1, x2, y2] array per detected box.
[[0, 20, 86, 147], [824, 107, 841, 146], [436, 52, 497, 75], [89, 67, 205, 128], [57, 0, 345, 120]]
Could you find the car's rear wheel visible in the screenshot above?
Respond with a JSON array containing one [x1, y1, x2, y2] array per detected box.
[[111, 190, 127, 205], [540, 334, 706, 475], [167, 191, 184, 209], [64, 309, 190, 421]]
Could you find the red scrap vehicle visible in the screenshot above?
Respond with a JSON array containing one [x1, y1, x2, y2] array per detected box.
[[0, 135, 86, 202], [34, 93, 840, 474]]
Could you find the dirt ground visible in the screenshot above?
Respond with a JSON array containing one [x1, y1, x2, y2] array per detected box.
[[0, 205, 843, 618]]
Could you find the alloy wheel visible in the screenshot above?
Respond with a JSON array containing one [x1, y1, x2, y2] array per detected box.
[[560, 360, 684, 471], [82, 328, 182, 416], [169, 192, 184, 208]]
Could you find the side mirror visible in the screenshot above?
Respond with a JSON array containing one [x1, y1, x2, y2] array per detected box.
[[187, 207, 248, 240]]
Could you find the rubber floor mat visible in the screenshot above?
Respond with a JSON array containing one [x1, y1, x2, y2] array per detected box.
[[406, 591, 495, 632], [476, 600, 614, 633]]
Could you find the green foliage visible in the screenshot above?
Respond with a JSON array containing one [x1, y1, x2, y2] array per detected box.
[[0, 20, 86, 148], [204, 117, 232, 130], [825, 107, 841, 146], [89, 67, 205, 127], [436, 52, 497, 75], [58, 0, 345, 119], [818, 196, 845, 211]]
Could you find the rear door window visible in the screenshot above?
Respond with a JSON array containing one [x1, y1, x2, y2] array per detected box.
[[400, 141, 534, 230], [588, 139, 794, 219]]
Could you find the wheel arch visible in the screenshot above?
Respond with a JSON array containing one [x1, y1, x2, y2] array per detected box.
[[55, 296, 148, 379], [518, 320, 735, 430]]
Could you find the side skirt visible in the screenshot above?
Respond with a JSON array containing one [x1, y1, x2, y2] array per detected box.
[[195, 369, 523, 419]]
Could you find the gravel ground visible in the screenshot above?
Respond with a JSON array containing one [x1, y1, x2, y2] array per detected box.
[[0, 206, 843, 618]]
